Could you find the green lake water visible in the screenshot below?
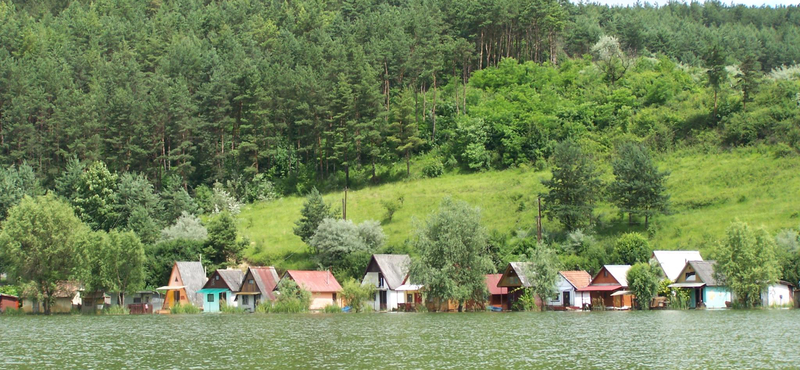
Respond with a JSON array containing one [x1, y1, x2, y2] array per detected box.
[[0, 310, 797, 369]]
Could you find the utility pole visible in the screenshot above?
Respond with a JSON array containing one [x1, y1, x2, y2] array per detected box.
[[537, 197, 542, 243], [342, 187, 348, 220]]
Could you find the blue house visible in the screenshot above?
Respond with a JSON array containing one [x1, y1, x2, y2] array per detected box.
[[198, 269, 244, 312], [669, 260, 731, 309]]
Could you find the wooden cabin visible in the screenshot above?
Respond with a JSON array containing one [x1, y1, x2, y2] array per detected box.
[[278, 270, 342, 310], [547, 271, 592, 309], [577, 265, 633, 309], [485, 274, 507, 309], [22, 282, 81, 314], [80, 291, 111, 313], [198, 269, 244, 313], [237, 267, 281, 312], [496, 262, 543, 310], [362, 254, 416, 311], [0, 293, 19, 313], [669, 260, 730, 309], [158, 261, 207, 311]]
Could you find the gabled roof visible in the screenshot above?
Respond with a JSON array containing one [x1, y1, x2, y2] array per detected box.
[[559, 271, 592, 290], [688, 260, 720, 287], [176, 261, 207, 306], [603, 265, 632, 287], [216, 269, 245, 292], [249, 266, 281, 301], [365, 254, 411, 290], [509, 262, 535, 287], [652, 250, 703, 281], [485, 274, 504, 295], [284, 270, 342, 293]]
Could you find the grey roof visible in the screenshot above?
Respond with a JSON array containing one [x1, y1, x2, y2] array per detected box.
[[689, 260, 720, 286], [368, 254, 411, 290], [176, 261, 207, 307], [510, 262, 535, 288], [217, 269, 245, 292], [652, 250, 703, 281]]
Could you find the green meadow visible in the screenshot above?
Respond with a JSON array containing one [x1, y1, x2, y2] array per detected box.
[[239, 146, 800, 268]]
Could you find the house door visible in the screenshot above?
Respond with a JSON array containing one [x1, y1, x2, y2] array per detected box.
[[172, 290, 180, 306], [562, 291, 571, 307], [379, 291, 387, 310]]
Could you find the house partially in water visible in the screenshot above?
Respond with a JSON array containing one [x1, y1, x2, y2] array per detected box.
[[22, 282, 81, 314], [547, 271, 593, 309], [485, 274, 507, 309], [158, 261, 207, 311], [279, 270, 342, 310], [651, 250, 703, 282], [497, 262, 539, 310], [362, 254, 415, 311], [199, 269, 245, 313], [577, 265, 633, 309], [237, 266, 281, 312], [762, 281, 794, 308], [0, 293, 19, 312], [669, 260, 730, 309]]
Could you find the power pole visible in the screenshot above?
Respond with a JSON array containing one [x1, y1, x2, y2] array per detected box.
[[537, 197, 542, 243], [342, 187, 348, 220]]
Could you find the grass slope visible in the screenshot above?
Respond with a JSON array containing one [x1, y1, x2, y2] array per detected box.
[[238, 147, 800, 269]]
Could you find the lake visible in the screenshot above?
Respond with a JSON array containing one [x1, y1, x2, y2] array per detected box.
[[0, 310, 797, 368]]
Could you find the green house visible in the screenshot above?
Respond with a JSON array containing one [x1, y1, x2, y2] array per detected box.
[[198, 269, 244, 312]]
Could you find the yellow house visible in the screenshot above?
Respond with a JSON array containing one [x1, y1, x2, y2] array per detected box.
[[157, 261, 207, 311]]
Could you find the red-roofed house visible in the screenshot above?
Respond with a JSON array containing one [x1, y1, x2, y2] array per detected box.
[[485, 274, 507, 308], [238, 266, 281, 312], [278, 270, 343, 310], [546, 271, 592, 309]]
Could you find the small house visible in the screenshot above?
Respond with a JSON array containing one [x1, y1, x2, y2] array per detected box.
[[157, 261, 207, 311], [362, 254, 416, 311], [547, 271, 593, 309], [668, 260, 730, 309], [651, 250, 703, 282], [762, 281, 794, 308], [278, 270, 342, 310], [22, 282, 82, 314], [237, 266, 281, 312], [107, 291, 164, 314], [577, 265, 633, 309], [198, 269, 245, 313], [497, 262, 543, 310], [81, 291, 111, 313], [0, 293, 19, 312], [485, 274, 507, 309]]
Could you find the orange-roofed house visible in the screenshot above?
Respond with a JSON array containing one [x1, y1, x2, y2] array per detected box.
[[277, 270, 342, 310], [545, 271, 593, 309]]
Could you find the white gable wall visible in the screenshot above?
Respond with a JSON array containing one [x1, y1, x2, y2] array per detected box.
[[763, 283, 793, 307], [545, 275, 591, 308]]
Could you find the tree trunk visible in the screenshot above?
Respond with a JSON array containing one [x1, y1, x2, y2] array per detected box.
[[406, 149, 410, 177], [431, 73, 437, 144], [713, 89, 718, 122]]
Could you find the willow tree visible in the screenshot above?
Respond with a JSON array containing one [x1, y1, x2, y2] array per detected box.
[[714, 221, 779, 308], [408, 198, 494, 311]]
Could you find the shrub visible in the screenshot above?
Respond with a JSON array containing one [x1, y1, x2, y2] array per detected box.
[[3, 307, 25, 316], [170, 303, 201, 314], [380, 199, 402, 223], [102, 305, 130, 315], [220, 299, 247, 314], [422, 160, 444, 178], [322, 304, 341, 313], [511, 288, 538, 311], [340, 278, 376, 313], [244, 174, 280, 203], [160, 212, 208, 242]]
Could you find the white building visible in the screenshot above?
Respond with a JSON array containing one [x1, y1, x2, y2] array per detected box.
[[651, 250, 703, 282], [762, 281, 794, 307], [546, 271, 593, 308], [362, 254, 419, 311]]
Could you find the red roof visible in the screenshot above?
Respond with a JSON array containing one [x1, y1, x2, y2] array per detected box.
[[285, 270, 342, 293], [485, 274, 505, 295], [560, 271, 592, 290], [576, 285, 622, 292], [251, 267, 280, 300]]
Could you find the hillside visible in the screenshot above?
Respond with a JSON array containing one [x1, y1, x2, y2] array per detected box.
[[239, 146, 800, 269]]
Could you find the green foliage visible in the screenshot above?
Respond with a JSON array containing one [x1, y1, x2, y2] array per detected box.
[[0, 163, 43, 219], [87, 230, 146, 305], [102, 305, 130, 316], [309, 219, 383, 280], [387, 90, 425, 177], [170, 303, 201, 314], [244, 174, 280, 203], [73, 161, 119, 231], [161, 212, 208, 242], [380, 198, 403, 223], [612, 233, 651, 265], [542, 140, 602, 231], [268, 279, 312, 313], [117, 172, 163, 245], [0, 195, 90, 314], [322, 304, 342, 313], [627, 262, 660, 310], [220, 300, 247, 314], [609, 143, 670, 227], [409, 198, 494, 310], [669, 288, 691, 310], [145, 239, 205, 288], [512, 289, 538, 312], [714, 220, 779, 308], [204, 212, 245, 270], [294, 187, 338, 244], [160, 176, 200, 224], [520, 243, 562, 311], [422, 160, 445, 178], [0, 285, 19, 297], [3, 307, 26, 316], [341, 278, 377, 313]]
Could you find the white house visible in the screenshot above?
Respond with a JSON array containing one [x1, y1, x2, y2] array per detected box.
[[651, 250, 703, 282], [546, 271, 593, 308], [362, 254, 417, 311], [762, 281, 794, 307]]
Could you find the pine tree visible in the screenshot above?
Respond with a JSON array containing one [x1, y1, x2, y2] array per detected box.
[[542, 140, 602, 232], [387, 90, 424, 177], [608, 143, 670, 227]]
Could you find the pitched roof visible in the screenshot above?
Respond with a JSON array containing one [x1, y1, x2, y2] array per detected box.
[[559, 271, 592, 289], [249, 266, 281, 301], [652, 250, 704, 281], [217, 269, 245, 292], [604, 265, 632, 287], [366, 254, 411, 290], [485, 274, 504, 295], [688, 260, 720, 286], [285, 270, 342, 293], [176, 261, 207, 307], [509, 262, 535, 287]]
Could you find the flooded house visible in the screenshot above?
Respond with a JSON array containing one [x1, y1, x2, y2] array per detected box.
[[22, 282, 82, 314], [362, 254, 416, 311], [158, 261, 207, 311], [762, 281, 794, 308], [548, 271, 593, 309], [577, 265, 633, 309], [668, 260, 730, 309], [0, 293, 19, 312], [497, 262, 542, 310], [108, 291, 163, 313], [198, 269, 245, 313], [278, 270, 342, 310], [651, 250, 703, 282], [237, 266, 281, 312], [485, 274, 507, 309]]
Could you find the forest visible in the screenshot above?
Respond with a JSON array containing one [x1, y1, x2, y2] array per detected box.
[[0, 0, 799, 300]]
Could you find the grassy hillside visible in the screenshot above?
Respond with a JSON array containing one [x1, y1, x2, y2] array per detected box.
[[238, 147, 800, 269]]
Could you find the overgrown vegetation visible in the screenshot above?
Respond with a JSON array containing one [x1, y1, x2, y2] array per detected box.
[[170, 303, 201, 314], [340, 278, 377, 313]]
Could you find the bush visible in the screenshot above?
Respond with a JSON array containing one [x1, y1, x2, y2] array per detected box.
[[340, 278, 377, 313], [511, 288, 538, 311], [263, 279, 311, 313], [220, 300, 247, 314], [3, 307, 25, 316], [322, 304, 342, 313], [102, 305, 130, 315], [422, 160, 444, 178], [170, 303, 201, 314], [380, 199, 402, 223], [244, 174, 280, 203]]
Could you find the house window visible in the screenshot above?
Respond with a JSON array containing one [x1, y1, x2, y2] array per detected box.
[[174, 277, 178, 282], [249, 279, 254, 285], [242, 295, 249, 305], [215, 275, 220, 281], [603, 270, 608, 278], [332, 293, 337, 302], [133, 297, 142, 304], [686, 272, 696, 281], [207, 294, 215, 302], [407, 294, 413, 302], [378, 273, 385, 288]]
